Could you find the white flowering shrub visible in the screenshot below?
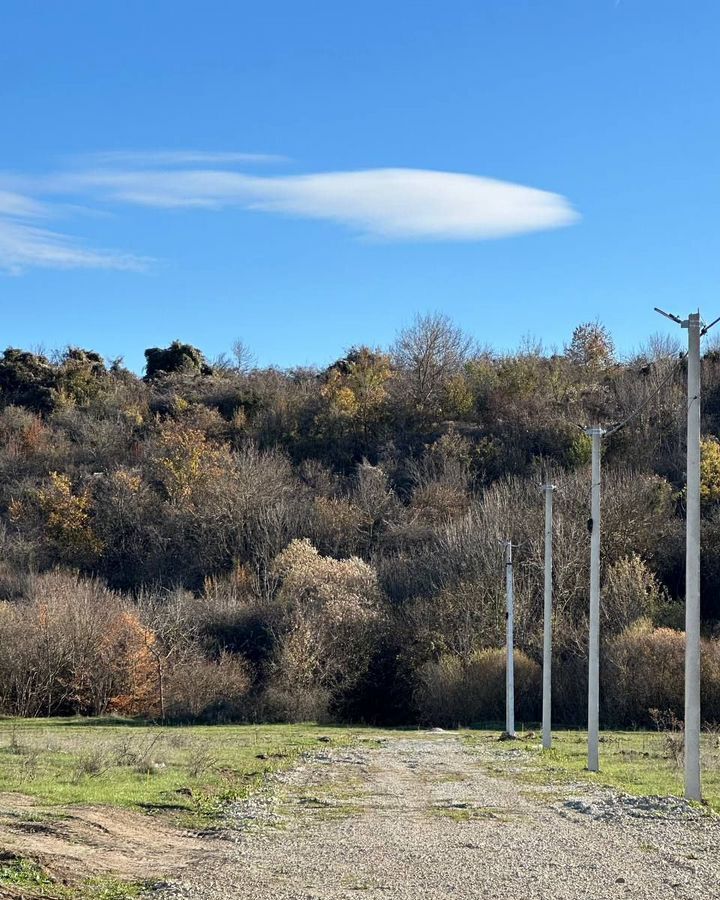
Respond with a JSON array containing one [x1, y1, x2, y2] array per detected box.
[[272, 538, 379, 623], [266, 539, 382, 719]]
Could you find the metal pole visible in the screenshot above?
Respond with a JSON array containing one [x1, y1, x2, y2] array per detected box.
[[684, 312, 702, 801], [586, 427, 604, 772], [505, 540, 515, 737], [542, 484, 555, 750]]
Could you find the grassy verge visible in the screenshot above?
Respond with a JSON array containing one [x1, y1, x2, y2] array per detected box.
[[464, 728, 720, 811], [0, 854, 150, 898], [0, 718, 387, 827]]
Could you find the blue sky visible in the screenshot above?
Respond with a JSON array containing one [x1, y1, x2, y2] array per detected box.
[[1, 1, 718, 372]]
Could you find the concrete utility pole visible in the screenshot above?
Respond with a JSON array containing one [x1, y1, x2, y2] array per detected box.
[[504, 540, 515, 738], [654, 307, 718, 801], [586, 426, 605, 773], [684, 313, 702, 801], [541, 483, 555, 750]]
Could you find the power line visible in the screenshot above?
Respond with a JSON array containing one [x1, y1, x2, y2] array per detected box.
[[605, 352, 687, 437], [604, 314, 720, 438]]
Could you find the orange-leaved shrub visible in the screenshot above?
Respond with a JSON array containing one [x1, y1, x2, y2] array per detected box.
[[0, 571, 159, 717]]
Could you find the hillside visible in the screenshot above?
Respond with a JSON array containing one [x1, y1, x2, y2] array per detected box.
[[1, 316, 719, 726]]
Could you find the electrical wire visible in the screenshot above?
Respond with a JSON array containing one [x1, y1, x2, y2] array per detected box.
[[604, 352, 688, 437]]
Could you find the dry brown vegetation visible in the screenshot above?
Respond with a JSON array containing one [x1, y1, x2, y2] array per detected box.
[[1, 319, 720, 726]]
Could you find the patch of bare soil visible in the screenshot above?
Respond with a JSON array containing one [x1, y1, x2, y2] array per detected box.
[[0, 793, 213, 887]]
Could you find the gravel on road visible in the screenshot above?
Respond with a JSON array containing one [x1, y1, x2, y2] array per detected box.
[[150, 734, 720, 899]]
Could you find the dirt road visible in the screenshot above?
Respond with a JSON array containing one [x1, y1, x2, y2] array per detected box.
[[152, 735, 720, 899]]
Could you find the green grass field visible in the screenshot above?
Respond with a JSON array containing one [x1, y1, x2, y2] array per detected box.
[[2, 719, 718, 816], [465, 727, 720, 811]]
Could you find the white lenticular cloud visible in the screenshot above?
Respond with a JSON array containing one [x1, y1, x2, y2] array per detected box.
[[245, 169, 580, 240], [0, 157, 580, 272], [69, 166, 579, 240]]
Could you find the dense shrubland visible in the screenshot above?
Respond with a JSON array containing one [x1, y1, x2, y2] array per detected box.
[[2, 319, 720, 727]]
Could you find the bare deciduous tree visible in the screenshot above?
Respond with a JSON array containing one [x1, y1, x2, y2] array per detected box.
[[392, 313, 474, 420]]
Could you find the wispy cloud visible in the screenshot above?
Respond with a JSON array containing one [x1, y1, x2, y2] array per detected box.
[[0, 153, 580, 272], [0, 190, 50, 219], [0, 221, 148, 275], [60, 169, 259, 209], [75, 150, 288, 168], [0, 189, 148, 275]]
